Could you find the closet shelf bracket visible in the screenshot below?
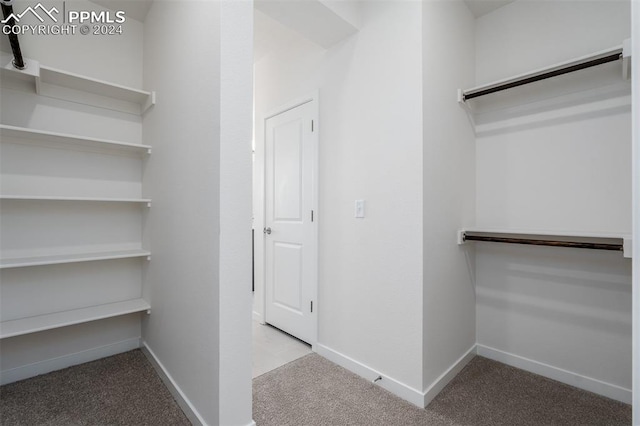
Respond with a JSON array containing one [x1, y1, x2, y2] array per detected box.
[[457, 89, 475, 128]]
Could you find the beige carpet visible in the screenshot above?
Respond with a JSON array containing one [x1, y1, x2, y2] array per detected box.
[[0, 350, 190, 426], [253, 353, 631, 426], [1, 350, 631, 425]]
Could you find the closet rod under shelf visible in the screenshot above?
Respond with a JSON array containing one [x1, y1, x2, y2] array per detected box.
[[463, 234, 623, 252], [463, 51, 622, 101]]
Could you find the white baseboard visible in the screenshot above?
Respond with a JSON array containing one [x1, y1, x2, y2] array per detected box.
[[252, 311, 263, 323], [141, 342, 207, 426], [314, 343, 425, 407], [0, 338, 141, 385], [423, 344, 477, 406], [476, 344, 631, 404], [315, 343, 479, 408]]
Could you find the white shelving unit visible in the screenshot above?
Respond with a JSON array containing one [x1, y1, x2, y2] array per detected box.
[[0, 249, 151, 269], [1, 53, 155, 115], [0, 125, 152, 155], [0, 299, 151, 339], [0, 55, 153, 345]]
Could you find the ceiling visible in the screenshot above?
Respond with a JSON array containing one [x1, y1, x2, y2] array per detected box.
[[463, 0, 515, 18], [90, 0, 153, 22], [87, 0, 514, 28], [254, 0, 516, 63]]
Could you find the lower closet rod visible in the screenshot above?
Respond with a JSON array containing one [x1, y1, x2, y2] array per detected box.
[[463, 235, 623, 252]]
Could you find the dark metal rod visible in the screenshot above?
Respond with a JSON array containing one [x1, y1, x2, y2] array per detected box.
[[463, 234, 623, 252], [1, 1, 26, 70], [464, 53, 621, 101]]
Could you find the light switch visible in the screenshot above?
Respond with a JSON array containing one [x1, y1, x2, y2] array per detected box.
[[355, 200, 365, 218]]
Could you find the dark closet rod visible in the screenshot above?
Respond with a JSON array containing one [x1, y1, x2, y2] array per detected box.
[[463, 52, 622, 101], [1, 0, 26, 70], [463, 234, 623, 252]]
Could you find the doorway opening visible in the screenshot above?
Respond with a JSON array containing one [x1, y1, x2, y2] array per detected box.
[[251, 8, 320, 379]]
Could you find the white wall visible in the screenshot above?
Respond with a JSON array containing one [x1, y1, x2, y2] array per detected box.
[[475, 0, 631, 84], [320, 0, 361, 29], [219, 1, 254, 425], [142, 1, 254, 425], [0, 0, 144, 384], [474, 0, 633, 402], [254, 0, 424, 394], [422, 0, 476, 400], [142, 1, 221, 424], [254, 0, 358, 49], [632, 0, 639, 421]]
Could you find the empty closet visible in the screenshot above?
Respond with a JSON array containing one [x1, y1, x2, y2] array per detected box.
[[460, 2, 632, 403], [0, 46, 153, 383]]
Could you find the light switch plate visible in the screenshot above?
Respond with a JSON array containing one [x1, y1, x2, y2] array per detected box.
[[355, 200, 365, 218]]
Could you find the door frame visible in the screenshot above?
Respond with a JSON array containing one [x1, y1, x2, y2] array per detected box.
[[254, 91, 319, 348]]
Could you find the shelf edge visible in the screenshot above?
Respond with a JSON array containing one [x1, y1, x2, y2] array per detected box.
[[0, 195, 152, 204], [0, 124, 152, 153], [0, 250, 151, 269], [0, 299, 151, 339]]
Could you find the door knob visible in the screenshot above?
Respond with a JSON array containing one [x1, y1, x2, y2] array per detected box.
[[263, 227, 272, 235]]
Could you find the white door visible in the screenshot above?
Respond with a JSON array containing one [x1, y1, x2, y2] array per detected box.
[[264, 100, 316, 344]]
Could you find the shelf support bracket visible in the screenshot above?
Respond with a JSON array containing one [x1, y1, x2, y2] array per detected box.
[[142, 91, 156, 114], [457, 89, 476, 130]]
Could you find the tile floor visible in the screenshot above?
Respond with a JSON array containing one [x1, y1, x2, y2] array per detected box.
[[252, 320, 312, 378]]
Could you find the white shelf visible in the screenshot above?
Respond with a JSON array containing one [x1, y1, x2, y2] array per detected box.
[[39, 66, 152, 106], [0, 195, 152, 204], [0, 125, 151, 155], [459, 44, 625, 102], [0, 249, 151, 269], [1, 53, 155, 115], [0, 299, 151, 339], [458, 228, 632, 258]]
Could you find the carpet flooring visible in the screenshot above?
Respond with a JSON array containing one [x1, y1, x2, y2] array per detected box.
[[0, 350, 190, 426], [1, 350, 632, 425], [253, 354, 632, 426]]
